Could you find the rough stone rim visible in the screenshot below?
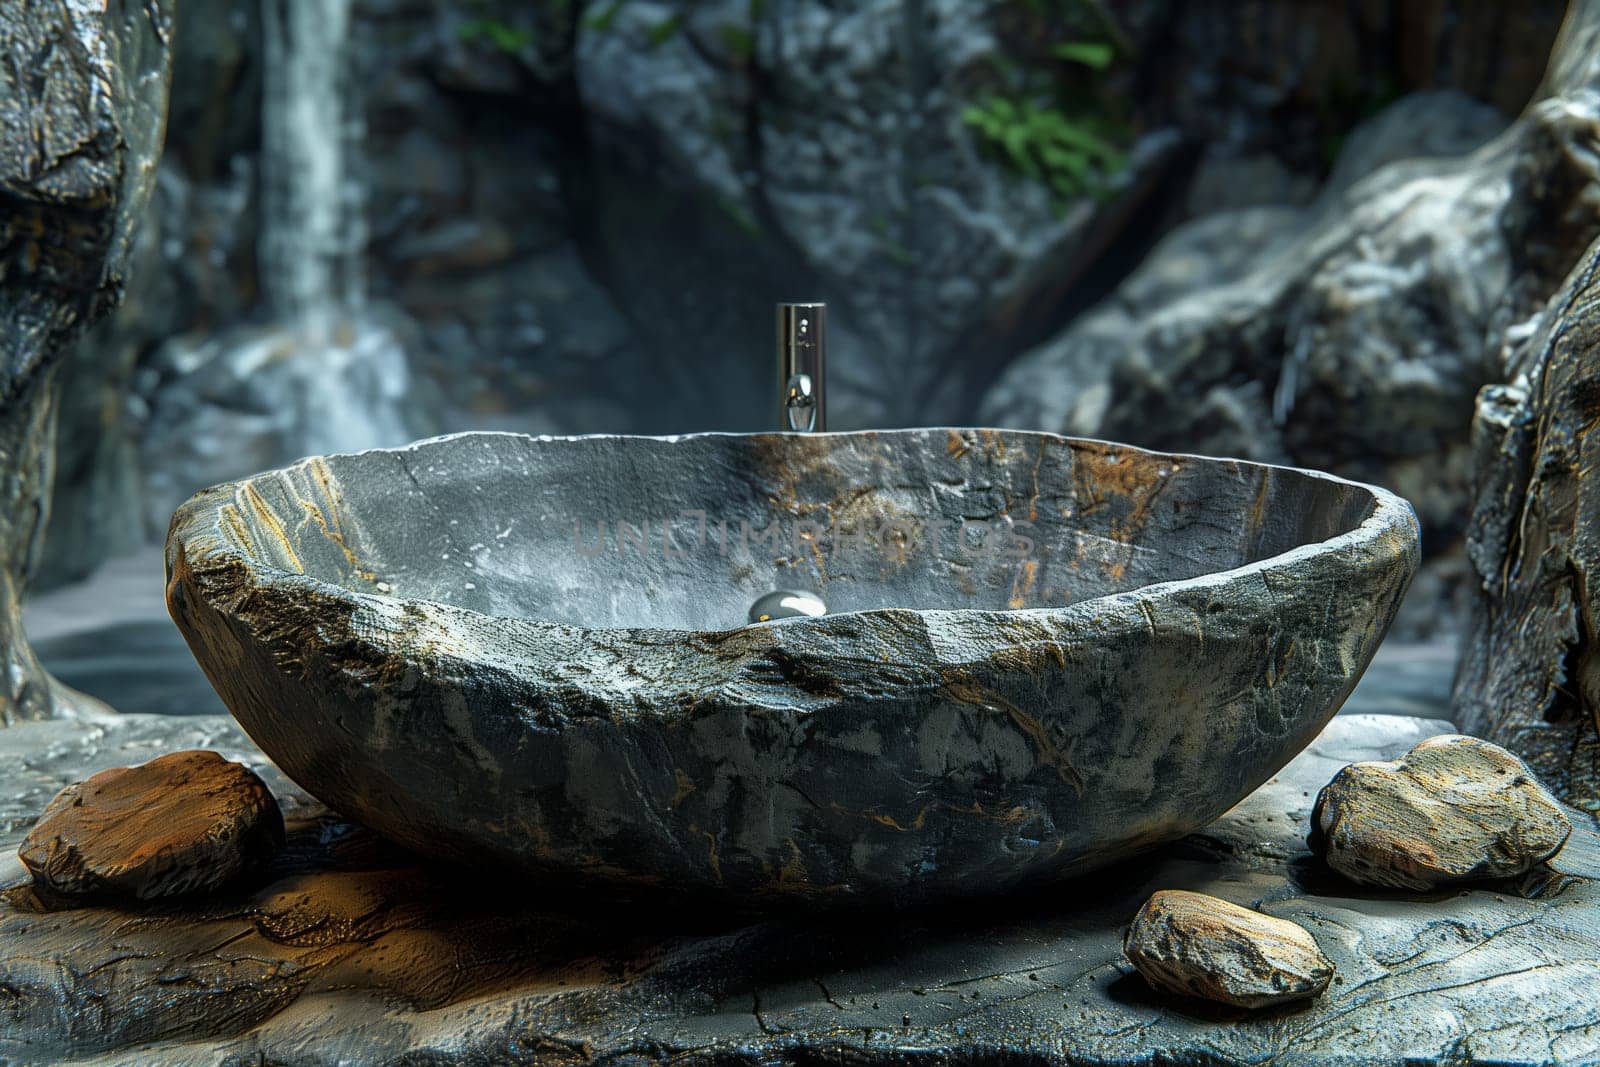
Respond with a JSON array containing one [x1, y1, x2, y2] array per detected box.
[[166, 427, 1420, 645]]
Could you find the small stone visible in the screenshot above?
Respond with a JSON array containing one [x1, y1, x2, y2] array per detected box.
[[19, 750, 285, 900], [1123, 890, 1334, 1009], [1312, 734, 1571, 891]]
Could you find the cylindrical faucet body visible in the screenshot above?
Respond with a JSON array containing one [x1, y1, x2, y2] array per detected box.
[[777, 302, 826, 432]]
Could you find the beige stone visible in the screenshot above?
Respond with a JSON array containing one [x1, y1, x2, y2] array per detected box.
[[1123, 890, 1334, 1009], [1313, 734, 1571, 890]]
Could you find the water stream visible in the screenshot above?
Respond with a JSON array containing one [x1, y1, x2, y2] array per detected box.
[[261, 0, 366, 326], [255, 0, 417, 457]]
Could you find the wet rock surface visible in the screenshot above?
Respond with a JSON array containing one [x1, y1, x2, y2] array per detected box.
[[2, 712, 1599, 1065], [0, 0, 174, 720], [20, 750, 284, 900], [1455, 234, 1600, 808], [1314, 735, 1572, 891], [1123, 890, 1334, 1009]]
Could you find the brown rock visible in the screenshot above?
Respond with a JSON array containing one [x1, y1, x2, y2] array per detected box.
[[1312, 734, 1571, 891], [18, 750, 284, 899], [1123, 890, 1334, 1009]]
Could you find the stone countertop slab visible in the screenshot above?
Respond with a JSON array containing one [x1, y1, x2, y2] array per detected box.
[[1, 712, 1598, 1066]]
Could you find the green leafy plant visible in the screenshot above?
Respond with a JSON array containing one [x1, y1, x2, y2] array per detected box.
[[962, 96, 1126, 201], [456, 17, 536, 54], [1050, 40, 1113, 70], [966, 0, 1132, 205], [645, 13, 683, 47], [585, 0, 627, 32], [719, 21, 755, 61]]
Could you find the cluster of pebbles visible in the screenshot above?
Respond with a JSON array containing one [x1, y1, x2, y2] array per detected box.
[[11, 734, 1576, 1015], [1123, 734, 1573, 1009]]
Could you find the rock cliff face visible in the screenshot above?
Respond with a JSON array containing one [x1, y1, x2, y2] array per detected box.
[[39, 0, 1570, 588], [1433, 1, 1600, 794], [0, 1, 175, 720], [1454, 238, 1600, 810], [982, 1, 1600, 598]]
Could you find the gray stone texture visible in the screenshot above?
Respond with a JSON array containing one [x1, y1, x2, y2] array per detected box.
[[37, 0, 1576, 593], [166, 428, 1415, 903], [1455, 235, 1600, 808], [0, 0, 174, 720]]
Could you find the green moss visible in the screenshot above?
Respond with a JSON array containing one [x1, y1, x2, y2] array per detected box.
[[645, 13, 683, 48], [868, 215, 916, 268], [719, 21, 755, 61], [1051, 40, 1113, 70], [717, 196, 763, 238], [708, 106, 739, 147], [715, 0, 767, 63], [580, 2, 683, 48], [456, 17, 536, 54], [584, 0, 627, 32]]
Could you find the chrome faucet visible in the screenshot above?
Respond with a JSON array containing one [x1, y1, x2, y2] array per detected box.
[[752, 302, 830, 623], [777, 302, 826, 432]]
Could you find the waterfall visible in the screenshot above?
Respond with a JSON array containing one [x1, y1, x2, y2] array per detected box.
[[252, 0, 420, 458], [260, 0, 366, 328]]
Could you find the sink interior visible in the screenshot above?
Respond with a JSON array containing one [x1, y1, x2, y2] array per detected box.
[[219, 429, 1376, 631]]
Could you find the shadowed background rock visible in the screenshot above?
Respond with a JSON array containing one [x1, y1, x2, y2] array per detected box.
[[28, 0, 1581, 638], [0, 0, 174, 723], [1454, 231, 1600, 809]]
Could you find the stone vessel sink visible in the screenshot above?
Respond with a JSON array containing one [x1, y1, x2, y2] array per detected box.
[[166, 429, 1417, 905]]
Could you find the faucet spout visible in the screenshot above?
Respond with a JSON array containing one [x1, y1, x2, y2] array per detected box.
[[777, 302, 826, 432]]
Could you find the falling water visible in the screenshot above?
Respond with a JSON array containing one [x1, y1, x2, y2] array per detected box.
[[260, 0, 366, 327], [255, 0, 417, 457]]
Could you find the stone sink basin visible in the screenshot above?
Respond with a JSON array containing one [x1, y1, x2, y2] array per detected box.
[[165, 429, 1418, 905]]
